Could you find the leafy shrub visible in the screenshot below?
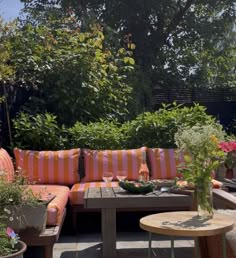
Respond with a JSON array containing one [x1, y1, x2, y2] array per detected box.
[[12, 112, 67, 150], [9, 19, 135, 124], [122, 103, 221, 148], [69, 120, 124, 150], [12, 103, 222, 150]]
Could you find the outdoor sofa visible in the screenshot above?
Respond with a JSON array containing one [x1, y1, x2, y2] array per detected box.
[[0, 146, 223, 257], [13, 146, 187, 227]]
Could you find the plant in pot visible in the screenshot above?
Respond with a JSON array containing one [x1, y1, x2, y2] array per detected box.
[[0, 216, 27, 258], [218, 140, 236, 179], [174, 124, 226, 219], [0, 169, 48, 240]]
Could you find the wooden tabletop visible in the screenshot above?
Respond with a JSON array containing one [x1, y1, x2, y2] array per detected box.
[[84, 187, 193, 210], [140, 211, 234, 237]]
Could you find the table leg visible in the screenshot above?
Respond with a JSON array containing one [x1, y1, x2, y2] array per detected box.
[[171, 236, 175, 258], [195, 238, 199, 258], [148, 232, 152, 258], [43, 245, 53, 258], [101, 208, 116, 258], [222, 234, 226, 258]]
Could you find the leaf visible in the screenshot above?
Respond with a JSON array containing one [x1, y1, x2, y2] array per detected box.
[[184, 155, 191, 162]]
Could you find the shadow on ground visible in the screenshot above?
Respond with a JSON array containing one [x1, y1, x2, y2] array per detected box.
[[59, 246, 194, 258]]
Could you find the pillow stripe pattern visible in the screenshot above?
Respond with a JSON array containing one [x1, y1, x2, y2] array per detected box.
[[83, 147, 147, 182], [0, 148, 14, 181], [14, 148, 81, 185], [147, 148, 184, 179]]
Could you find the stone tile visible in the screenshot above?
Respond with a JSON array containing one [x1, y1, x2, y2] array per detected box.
[[53, 232, 195, 258]]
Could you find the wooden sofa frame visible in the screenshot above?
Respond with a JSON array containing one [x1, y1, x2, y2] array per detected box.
[[19, 209, 66, 258]]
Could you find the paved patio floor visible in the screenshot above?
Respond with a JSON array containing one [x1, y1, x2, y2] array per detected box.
[[24, 212, 195, 258], [53, 232, 195, 258]]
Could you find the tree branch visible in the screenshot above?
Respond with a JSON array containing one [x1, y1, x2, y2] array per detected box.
[[164, 0, 196, 43]]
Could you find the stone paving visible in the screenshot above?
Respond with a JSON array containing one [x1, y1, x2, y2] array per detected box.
[[24, 212, 195, 258], [53, 232, 195, 258]]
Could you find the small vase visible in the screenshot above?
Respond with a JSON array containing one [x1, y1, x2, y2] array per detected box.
[[195, 182, 213, 219]]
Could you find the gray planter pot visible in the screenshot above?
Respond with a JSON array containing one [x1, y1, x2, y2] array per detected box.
[[5, 203, 47, 234]]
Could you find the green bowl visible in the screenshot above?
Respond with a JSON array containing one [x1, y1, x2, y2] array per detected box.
[[118, 180, 155, 194]]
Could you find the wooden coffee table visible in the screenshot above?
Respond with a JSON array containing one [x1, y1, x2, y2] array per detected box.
[[84, 187, 193, 258], [140, 211, 234, 258]]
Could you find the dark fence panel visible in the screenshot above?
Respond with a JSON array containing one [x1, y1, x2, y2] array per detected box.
[[0, 83, 33, 148], [153, 86, 236, 104], [153, 86, 236, 132]]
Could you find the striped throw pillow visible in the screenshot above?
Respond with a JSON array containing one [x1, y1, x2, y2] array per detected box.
[[83, 147, 147, 182], [0, 148, 14, 181], [147, 148, 184, 179], [14, 148, 81, 185]]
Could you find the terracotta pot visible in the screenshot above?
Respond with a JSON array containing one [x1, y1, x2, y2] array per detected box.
[[2, 240, 27, 258], [225, 168, 233, 179]]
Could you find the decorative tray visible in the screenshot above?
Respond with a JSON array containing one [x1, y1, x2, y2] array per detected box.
[[118, 180, 155, 194]]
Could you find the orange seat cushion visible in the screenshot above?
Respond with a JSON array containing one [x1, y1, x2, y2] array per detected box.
[[0, 148, 14, 181], [83, 147, 147, 182], [14, 148, 81, 185], [69, 181, 119, 205], [29, 184, 70, 226]]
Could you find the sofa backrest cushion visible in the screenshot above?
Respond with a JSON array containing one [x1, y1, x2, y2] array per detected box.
[[83, 147, 147, 182], [14, 148, 81, 185], [0, 148, 14, 181], [147, 148, 184, 179]]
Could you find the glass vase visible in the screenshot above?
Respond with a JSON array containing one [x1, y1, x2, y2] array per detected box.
[[195, 182, 213, 219]]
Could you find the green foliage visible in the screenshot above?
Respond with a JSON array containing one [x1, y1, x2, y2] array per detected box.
[[0, 18, 16, 81], [122, 103, 219, 148], [20, 0, 236, 94], [0, 171, 39, 206], [0, 170, 40, 256], [12, 112, 67, 150], [8, 18, 134, 124], [174, 124, 226, 212], [12, 103, 221, 150], [0, 216, 12, 256], [69, 120, 124, 150]]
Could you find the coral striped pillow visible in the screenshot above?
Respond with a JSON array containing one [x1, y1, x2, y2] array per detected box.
[[147, 148, 184, 179], [83, 147, 147, 182], [14, 148, 81, 185], [0, 148, 14, 181]]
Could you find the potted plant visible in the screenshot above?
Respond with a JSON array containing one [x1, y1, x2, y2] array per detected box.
[[0, 219, 27, 258], [174, 124, 226, 218], [0, 170, 48, 235], [218, 140, 236, 179]]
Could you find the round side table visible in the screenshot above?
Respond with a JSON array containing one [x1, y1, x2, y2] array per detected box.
[[140, 211, 234, 258]]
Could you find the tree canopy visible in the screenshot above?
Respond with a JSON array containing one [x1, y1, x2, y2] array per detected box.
[[0, 17, 135, 124], [20, 0, 236, 91]]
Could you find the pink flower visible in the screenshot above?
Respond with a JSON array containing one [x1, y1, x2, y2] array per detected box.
[[219, 141, 236, 169], [6, 227, 19, 249], [219, 141, 236, 153], [6, 227, 16, 238]]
